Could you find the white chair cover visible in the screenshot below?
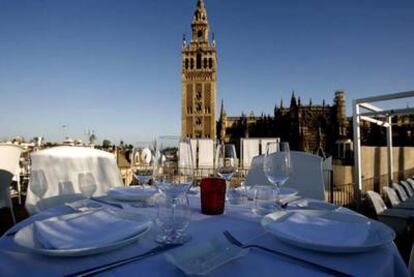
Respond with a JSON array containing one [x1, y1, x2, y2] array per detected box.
[[322, 156, 333, 191], [25, 146, 123, 214], [198, 139, 214, 168], [406, 178, 414, 191], [190, 139, 198, 169], [383, 186, 401, 207], [244, 152, 325, 200], [393, 183, 408, 202], [365, 191, 387, 214], [260, 138, 279, 154], [400, 180, 414, 197], [241, 139, 260, 169], [366, 190, 413, 234], [0, 144, 23, 224]]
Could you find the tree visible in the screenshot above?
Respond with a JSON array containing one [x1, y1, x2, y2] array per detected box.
[[102, 139, 112, 148], [89, 133, 97, 145]]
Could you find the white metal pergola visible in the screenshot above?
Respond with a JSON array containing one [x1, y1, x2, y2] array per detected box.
[[353, 90, 414, 206]]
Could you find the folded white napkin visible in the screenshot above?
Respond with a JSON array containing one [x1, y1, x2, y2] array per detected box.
[[34, 209, 150, 250], [268, 212, 370, 247]]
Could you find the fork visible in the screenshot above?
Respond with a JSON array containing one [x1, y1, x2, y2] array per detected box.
[[222, 230, 352, 277], [65, 243, 183, 277]]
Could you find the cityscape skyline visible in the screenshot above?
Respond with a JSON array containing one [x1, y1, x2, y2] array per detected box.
[[1, 0, 414, 143]]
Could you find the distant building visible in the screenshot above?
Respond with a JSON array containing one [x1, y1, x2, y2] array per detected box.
[[181, 0, 217, 139], [218, 91, 349, 158]]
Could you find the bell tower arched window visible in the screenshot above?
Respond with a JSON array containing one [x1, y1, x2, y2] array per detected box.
[[196, 51, 202, 69], [197, 30, 203, 42]]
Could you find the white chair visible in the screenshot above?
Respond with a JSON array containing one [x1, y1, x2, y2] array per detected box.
[[365, 191, 414, 234], [400, 180, 414, 197], [241, 139, 260, 169], [244, 151, 325, 200], [322, 156, 333, 191], [25, 146, 123, 214], [393, 183, 409, 202], [383, 186, 414, 209], [0, 144, 23, 225], [197, 139, 214, 171], [406, 178, 414, 191]]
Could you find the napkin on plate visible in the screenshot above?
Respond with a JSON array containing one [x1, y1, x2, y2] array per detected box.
[[34, 209, 150, 250], [165, 237, 249, 276], [268, 212, 370, 247]]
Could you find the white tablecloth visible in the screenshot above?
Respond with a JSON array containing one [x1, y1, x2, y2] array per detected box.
[[0, 197, 409, 277]]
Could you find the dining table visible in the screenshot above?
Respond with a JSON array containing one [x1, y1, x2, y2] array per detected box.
[[0, 194, 410, 277]]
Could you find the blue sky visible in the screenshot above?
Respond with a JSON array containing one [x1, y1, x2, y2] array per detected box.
[[1, 0, 413, 144]]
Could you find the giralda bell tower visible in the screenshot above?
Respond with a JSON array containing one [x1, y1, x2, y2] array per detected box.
[[181, 0, 217, 139]]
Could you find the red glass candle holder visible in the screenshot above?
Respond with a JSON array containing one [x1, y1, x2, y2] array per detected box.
[[200, 177, 226, 215]]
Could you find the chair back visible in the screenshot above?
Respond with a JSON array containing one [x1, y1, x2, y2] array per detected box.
[[400, 180, 414, 197], [392, 183, 408, 202], [322, 156, 333, 190], [0, 144, 23, 208], [382, 186, 401, 207], [406, 178, 414, 191], [25, 146, 123, 214], [197, 139, 214, 169], [244, 151, 325, 200], [365, 191, 387, 215]]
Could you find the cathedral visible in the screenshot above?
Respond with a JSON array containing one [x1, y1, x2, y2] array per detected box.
[[217, 91, 349, 157]]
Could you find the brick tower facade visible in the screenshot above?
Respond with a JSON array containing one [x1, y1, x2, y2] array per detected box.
[[181, 0, 217, 138]]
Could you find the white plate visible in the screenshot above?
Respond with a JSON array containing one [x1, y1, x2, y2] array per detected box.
[[14, 210, 152, 256], [279, 187, 298, 198], [108, 186, 157, 201], [261, 210, 395, 253], [287, 199, 338, 211]]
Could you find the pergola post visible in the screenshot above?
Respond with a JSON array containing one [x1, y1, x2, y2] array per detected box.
[[386, 116, 393, 186], [352, 101, 362, 209]]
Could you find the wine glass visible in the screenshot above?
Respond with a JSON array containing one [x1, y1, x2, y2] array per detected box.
[[153, 136, 194, 244], [263, 142, 291, 210], [78, 172, 97, 198], [215, 143, 239, 202], [30, 170, 48, 199], [133, 141, 154, 186]]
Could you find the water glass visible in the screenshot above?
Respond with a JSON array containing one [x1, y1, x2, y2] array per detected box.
[[252, 185, 277, 216], [155, 194, 191, 244], [227, 185, 248, 205], [153, 136, 194, 243]]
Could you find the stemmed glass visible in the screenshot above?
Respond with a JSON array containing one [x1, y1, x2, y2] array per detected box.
[[133, 141, 154, 186], [263, 142, 291, 210], [153, 136, 194, 244], [78, 172, 97, 198], [215, 143, 239, 202], [30, 170, 48, 199]]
